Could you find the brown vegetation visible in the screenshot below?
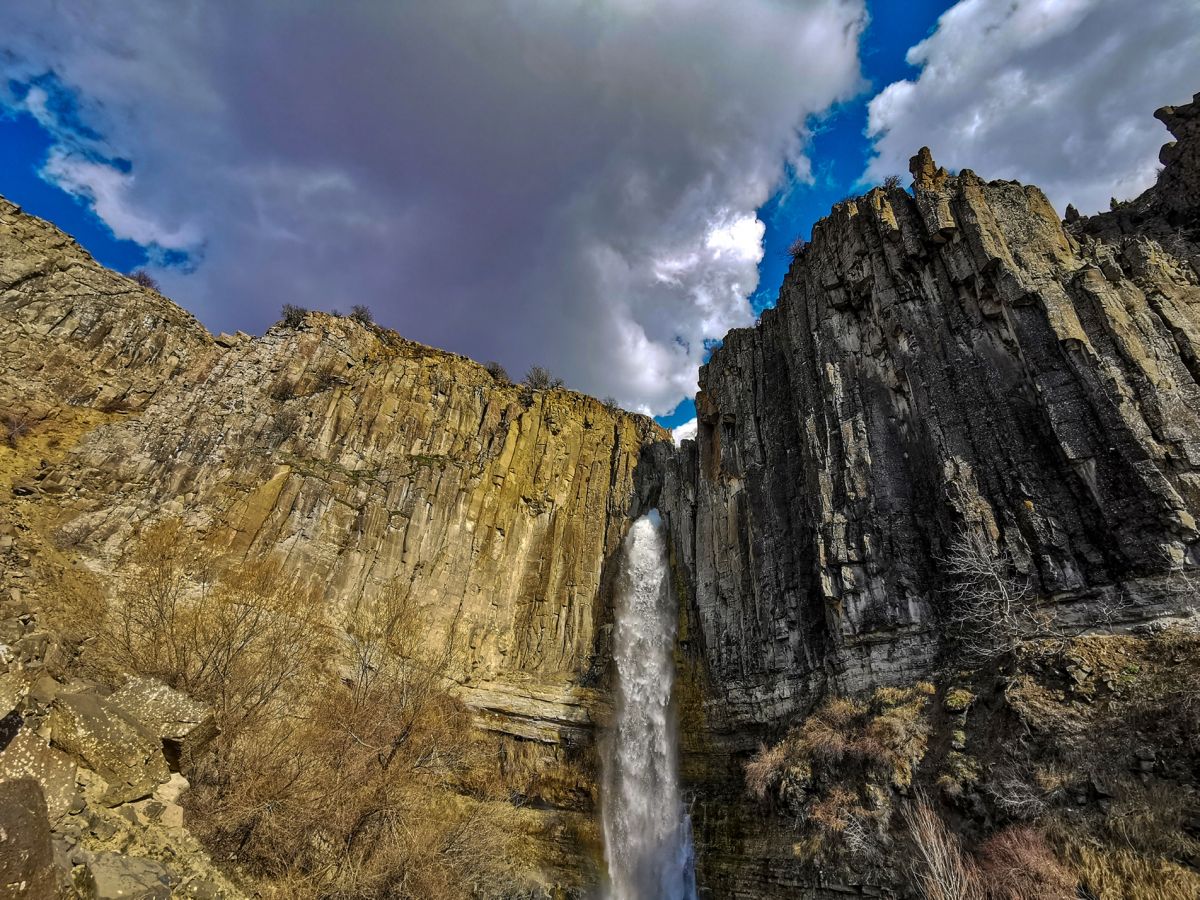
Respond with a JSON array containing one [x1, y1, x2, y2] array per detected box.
[[89, 520, 523, 899]]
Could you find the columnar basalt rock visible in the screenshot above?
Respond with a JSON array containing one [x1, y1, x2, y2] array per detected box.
[[656, 111, 1200, 737]]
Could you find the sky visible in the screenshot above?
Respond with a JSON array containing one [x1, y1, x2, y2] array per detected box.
[[1, 1, 1198, 440]]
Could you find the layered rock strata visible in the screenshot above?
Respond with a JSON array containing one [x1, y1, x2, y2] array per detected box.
[[653, 94, 1200, 738]]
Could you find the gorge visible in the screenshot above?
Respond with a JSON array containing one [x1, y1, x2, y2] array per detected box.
[[1, 90, 1200, 899]]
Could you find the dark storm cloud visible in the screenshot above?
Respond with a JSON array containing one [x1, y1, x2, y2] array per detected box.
[[0, 0, 866, 413]]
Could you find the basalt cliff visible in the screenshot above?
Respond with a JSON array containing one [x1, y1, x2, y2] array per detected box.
[[2, 93, 1200, 899]]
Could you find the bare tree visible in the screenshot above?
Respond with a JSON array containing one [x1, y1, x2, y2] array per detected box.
[[882, 174, 904, 190], [483, 361, 510, 384], [941, 530, 1044, 659], [4, 411, 31, 447], [350, 304, 374, 326], [522, 365, 563, 390], [280, 303, 309, 328], [786, 236, 808, 260], [130, 270, 160, 291]]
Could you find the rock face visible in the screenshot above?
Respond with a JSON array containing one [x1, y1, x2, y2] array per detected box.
[[1, 193, 670, 892], [1156, 91, 1200, 219], [642, 93, 1200, 897], [654, 112, 1200, 735], [0, 197, 212, 418]]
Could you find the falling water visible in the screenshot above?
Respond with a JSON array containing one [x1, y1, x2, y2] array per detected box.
[[602, 510, 697, 900]]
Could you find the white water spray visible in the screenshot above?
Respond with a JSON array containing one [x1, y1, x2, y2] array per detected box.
[[602, 511, 697, 900]]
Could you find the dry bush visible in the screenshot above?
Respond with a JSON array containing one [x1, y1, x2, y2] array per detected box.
[[99, 522, 524, 899], [280, 303, 308, 328], [786, 236, 808, 260], [101, 520, 331, 746], [1062, 842, 1200, 900], [522, 366, 563, 391], [745, 740, 790, 801], [941, 530, 1050, 659], [483, 361, 510, 384], [130, 270, 160, 291], [976, 827, 1075, 900], [349, 304, 373, 326], [902, 796, 984, 900], [882, 174, 904, 190], [186, 574, 521, 899], [4, 411, 31, 447]]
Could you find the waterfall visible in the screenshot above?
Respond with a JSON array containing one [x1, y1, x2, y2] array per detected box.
[[602, 510, 697, 900]]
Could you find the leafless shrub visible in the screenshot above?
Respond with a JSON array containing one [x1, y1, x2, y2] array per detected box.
[[280, 304, 308, 328], [985, 768, 1050, 821], [522, 366, 564, 391], [350, 304, 373, 326], [976, 827, 1075, 900], [787, 236, 808, 260], [483, 361, 511, 384], [101, 522, 520, 899], [130, 269, 160, 291], [267, 408, 302, 447], [269, 378, 297, 402], [601, 396, 620, 411], [941, 530, 1050, 659], [100, 520, 330, 742], [902, 795, 984, 900], [4, 411, 31, 447], [883, 174, 904, 190], [312, 365, 341, 392]]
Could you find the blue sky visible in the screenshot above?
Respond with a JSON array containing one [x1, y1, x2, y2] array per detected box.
[[655, 0, 955, 432], [2, 0, 1197, 429]]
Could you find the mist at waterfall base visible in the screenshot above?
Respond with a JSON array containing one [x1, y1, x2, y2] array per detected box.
[[601, 510, 697, 900]]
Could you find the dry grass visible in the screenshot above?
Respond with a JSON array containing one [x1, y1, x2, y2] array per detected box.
[[902, 796, 984, 900], [92, 520, 525, 900], [976, 827, 1074, 900]]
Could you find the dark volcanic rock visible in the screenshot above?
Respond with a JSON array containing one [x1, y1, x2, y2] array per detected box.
[[656, 97, 1200, 733]]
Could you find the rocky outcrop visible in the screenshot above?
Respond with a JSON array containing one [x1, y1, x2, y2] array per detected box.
[[1155, 92, 1200, 220], [644, 94, 1200, 898], [0, 196, 670, 894], [0, 197, 213, 419], [655, 107, 1200, 738], [0, 595, 240, 898]]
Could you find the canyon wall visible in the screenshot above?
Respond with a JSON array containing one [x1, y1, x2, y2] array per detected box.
[[1, 194, 671, 891], [647, 92, 1200, 898]]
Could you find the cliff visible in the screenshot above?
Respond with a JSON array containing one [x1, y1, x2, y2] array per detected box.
[[4, 85, 1200, 899], [0, 194, 671, 894], [654, 94, 1200, 734], [648, 92, 1200, 898]]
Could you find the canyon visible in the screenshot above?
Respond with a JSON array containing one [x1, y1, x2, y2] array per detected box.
[[1, 91, 1199, 898]]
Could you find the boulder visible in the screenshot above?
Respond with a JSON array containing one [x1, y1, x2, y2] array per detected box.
[[82, 852, 173, 900], [0, 728, 77, 819], [0, 777, 57, 899], [108, 677, 216, 771], [48, 691, 168, 805]]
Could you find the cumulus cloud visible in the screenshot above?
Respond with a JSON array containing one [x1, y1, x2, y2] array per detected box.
[[672, 418, 698, 446], [865, 0, 1200, 215], [0, 0, 866, 414]]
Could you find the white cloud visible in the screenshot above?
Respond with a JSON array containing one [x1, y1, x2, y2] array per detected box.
[[865, 0, 1200, 215], [0, 0, 867, 415], [41, 149, 200, 249], [672, 418, 698, 446]]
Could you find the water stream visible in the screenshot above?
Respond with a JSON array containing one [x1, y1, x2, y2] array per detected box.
[[601, 510, 697, 900]]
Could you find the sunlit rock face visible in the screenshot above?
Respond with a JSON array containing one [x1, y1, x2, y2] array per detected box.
[[1, 196, 672, 893]]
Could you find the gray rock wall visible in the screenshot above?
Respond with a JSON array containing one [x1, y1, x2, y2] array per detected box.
[[656, 108, 1200, 735]]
